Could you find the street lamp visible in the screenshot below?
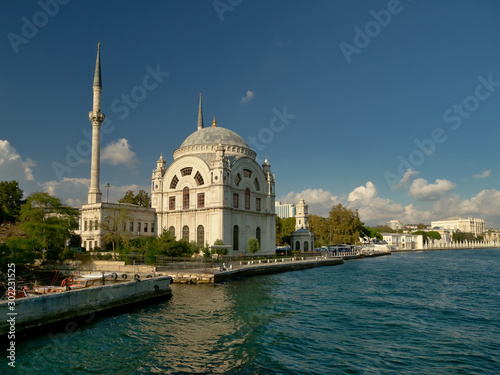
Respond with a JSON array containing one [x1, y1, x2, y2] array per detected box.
[[105, 183, 110, 203]]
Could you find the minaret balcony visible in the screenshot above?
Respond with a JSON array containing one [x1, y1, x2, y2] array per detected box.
[[89, 111, 105, 123]]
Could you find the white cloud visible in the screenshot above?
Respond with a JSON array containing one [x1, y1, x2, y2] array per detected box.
[[347, 182, 405, 224], [102, 138, 137, 168], [474, 169, 491, 179], [409, 178, 455, 201], [395, 169, 419, 188], [0, 140, 40, 194], [240, 90, 254, 104], [278, 188, 341, 217]]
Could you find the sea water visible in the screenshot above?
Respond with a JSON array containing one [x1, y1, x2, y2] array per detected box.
[[10, 249, 500, 374]]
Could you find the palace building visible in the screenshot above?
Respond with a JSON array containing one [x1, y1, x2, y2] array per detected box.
[[78, 45, 276, 255]]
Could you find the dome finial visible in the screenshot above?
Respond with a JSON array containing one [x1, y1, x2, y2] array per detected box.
[[212, 114, 217, 127]]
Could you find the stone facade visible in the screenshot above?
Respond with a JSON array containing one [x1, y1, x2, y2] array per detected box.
[[431, 217, 485, 236], [151, 115, 276, 255]]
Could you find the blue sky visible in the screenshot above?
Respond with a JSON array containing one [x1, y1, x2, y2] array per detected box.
[[1, 0, 500, 227]]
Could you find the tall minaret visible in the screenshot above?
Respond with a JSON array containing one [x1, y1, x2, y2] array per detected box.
[[88, 43, 105, 204], [197, 93, 204, 130]]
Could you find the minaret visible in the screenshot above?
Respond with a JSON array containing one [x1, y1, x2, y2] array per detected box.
[[88, 43, 105, 204], [197, 93, 204, 130]]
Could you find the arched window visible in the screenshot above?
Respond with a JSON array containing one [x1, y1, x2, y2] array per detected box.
[[183, 187, 189, 209], [181, 167, 192, 176], [235, 173, 242, 186], [256, 227, 261, 247], [182, 225, 189, 241], [170, 175, 179, 189], [245, 188, 250, 210], [233, 225, 239, 250], [254, 178, 260, 191], [304, 241, 309, 252], [296, 241, 300, 251], [169, 226, 175, 238], [194, 171, 204, 186], [197, 225, 204, 248]]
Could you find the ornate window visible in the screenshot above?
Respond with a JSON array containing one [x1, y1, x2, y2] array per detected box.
[[198, 193, 205, 208], [256, 227, 261, 247], [169, 226, 175, 238], [84, 220, 88, 231], [233, 225, 239, 250], [169, 196, 175, 210], [170, 175, 179, 189], [304, 241, 309, 252], [233, 193, 239, 208], [94, 220, 98, 230], [243, 169, 252, 178], [182, 225, 189, 241], [130, 222, 134, 232], [89, 220, 93, 231], [235, 173, 242, 186], [197, 225, 204, 248], [183, 187, 190, 209], [254, 178, 260, 191], [181, 167, 192, 176], [256, 197, 261, 212], [194, 171, 204, 186], [138, 222, 142, 233], [151, 223, 155, 233], [245, 188, 250, 210], [296, 241, 300, 251], [144, 223, 148, 232]]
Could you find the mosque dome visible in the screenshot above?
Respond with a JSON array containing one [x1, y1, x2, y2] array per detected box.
[[180, 126, 249, 149]]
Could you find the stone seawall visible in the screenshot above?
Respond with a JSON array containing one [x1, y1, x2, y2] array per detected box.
[[214, 257, 344, 283], [0, 276, 172, 336]]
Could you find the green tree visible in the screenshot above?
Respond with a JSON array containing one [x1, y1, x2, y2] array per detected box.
[[0, 180, 24, 223], [275, 216, 296, 246], [309, 214, 328, 246], [247, 237, 260, 254], [100, 205, 132, 257], [327, 204, 364, 244], [118, 189, 151, 207], [18, 192, 79, 255], [426, 231, 441, 242], [452, 232, 475, 242], [362, 226, 383, 241]]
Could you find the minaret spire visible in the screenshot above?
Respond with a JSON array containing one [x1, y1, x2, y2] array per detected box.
[[88, 43, 105, 204], [197, 93, 204, 130]]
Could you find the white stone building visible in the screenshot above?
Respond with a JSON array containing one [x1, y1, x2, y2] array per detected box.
[[431, 217, 485, 236], [386, 220, 404, 231], [78, 45, 275, 254], [381, 233, 423, 250], [151, 103, 276, 255]]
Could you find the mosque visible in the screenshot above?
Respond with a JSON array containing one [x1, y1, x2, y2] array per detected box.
[[78, 45, 276, 255]]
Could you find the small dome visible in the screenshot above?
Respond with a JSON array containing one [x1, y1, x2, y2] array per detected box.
[[180, 127, 249, 149]]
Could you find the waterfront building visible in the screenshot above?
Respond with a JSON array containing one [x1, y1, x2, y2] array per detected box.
[[151, 97, 276, 255], [381, 233, 423, 250], [290, 199, 314, 251], [78, 45, 276, 254], [275, 201, 296, 219], [431, 216, 485, 236]]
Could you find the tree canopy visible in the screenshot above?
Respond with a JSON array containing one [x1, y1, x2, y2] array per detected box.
[[118, 190, 151, 207], [0, 180, 24, 223], [327, 204, 364, 244], [275, 216, 296, 245], [247, 237, 260, 254]]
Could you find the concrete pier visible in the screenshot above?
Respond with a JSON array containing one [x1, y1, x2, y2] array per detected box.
[[0, 276, 172, 336]]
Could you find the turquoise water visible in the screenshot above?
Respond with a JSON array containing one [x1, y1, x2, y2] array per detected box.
[[12, 249, 500, 374]]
